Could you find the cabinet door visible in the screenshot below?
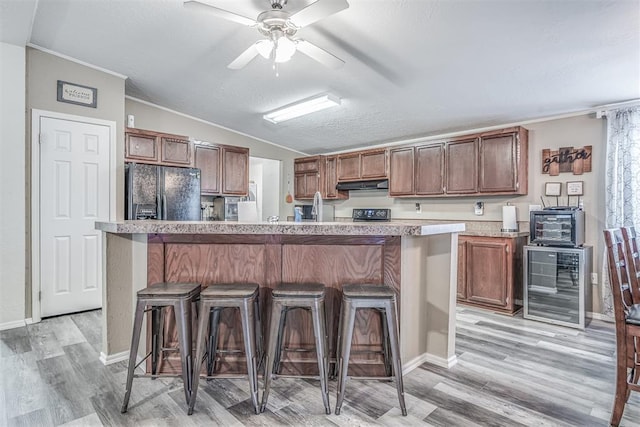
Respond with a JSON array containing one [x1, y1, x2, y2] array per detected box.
[[161, 136, 192, 165], [337, 153, 361, 181], [457, 238, 468, 299], [125, 132, 159, 163], [194, 144, 220, 195], [415, 143, 445, 195], [446, 137, 478, 194], [466, 238, 510, 307], [479, 132, 518, 193], [294, 157, 320, 173], [389, 147, 415, 196], [361, 149, 387, 179], [221, 146, 249, 195], [325, 156, 347, 199], [294, 172, 320, 199]]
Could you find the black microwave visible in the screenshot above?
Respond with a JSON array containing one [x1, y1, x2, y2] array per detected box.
[[529, 208, 585, 247]]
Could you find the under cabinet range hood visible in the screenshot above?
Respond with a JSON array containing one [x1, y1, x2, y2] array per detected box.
[[335, 179, 389, 191]]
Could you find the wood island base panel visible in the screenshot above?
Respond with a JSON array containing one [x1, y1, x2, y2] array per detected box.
[[96, 221, 465, 376]]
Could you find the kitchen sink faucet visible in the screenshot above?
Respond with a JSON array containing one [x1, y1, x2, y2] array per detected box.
[[311, 191, 323, 222]]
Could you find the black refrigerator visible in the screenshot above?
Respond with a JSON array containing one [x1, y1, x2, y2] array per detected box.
[[125, 163, 201, 220]]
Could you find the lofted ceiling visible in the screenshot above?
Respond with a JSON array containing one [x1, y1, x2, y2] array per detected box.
[[2, 0, 639, 155]]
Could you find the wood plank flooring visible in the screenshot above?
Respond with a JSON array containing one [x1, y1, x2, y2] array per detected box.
[[1, 307, 639, 426]]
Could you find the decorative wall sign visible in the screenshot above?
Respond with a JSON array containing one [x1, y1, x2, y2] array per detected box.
[[57, 80, 97, 108], [545, 182, 562, 196], [541, 145, 592, 176], [566, 181, 584, 196]]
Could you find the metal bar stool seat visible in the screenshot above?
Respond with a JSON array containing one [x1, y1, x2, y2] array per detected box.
[[261, 282, 331, 414], [121, 282, 201, 413], [334, 283, 407, 416], [188, 283, 262, 415]]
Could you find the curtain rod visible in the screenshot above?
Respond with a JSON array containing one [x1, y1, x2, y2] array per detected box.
[[594, 99, 640, 118]]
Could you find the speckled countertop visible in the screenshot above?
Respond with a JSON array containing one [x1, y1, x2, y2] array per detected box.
[[95, 220, 465, 236]]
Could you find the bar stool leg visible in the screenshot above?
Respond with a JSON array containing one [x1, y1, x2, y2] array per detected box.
[[150, 306, 162, 376], [379, 308, 392, 377], [311, 298, 331, 415], [333, 299, 344, 379], [174, 298, 194, 405], [254, 296, 264, 371], [261, 299, 283, 413], [240, 298, 260, 414], [207, 308, 222, 376], [335, 300, 356, 415], [122, 298, 146, 413], [273, 307, 289, 375], [384, 299, 407, 416], [188, 299, 211, 415]]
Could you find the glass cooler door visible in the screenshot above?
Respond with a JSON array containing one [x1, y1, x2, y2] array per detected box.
[[523, 245, 592, 329]]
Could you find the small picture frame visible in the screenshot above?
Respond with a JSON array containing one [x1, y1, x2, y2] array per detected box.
[[566, 181, 584, 196], [57, 80, 97, 108], [545, 182, 562, 196]]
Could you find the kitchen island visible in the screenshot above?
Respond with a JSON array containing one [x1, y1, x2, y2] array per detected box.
[[95, 220, 464, 375]]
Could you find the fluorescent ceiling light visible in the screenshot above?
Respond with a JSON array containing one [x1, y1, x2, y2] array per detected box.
[[263, 94, 341, 124]]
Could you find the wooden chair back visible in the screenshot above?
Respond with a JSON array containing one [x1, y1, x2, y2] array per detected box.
[[603, 228, 635, 324], [621, 226, 640, 302]]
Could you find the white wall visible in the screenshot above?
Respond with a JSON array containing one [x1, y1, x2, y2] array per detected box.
[[250, 156, 281, 221], [0, 42, 26, 328]]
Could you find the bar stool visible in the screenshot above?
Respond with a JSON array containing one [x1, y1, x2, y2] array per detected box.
[[121, 282, 201, 413], [334, 284, 407, 416], [261, 282, 331, 415], [188, 283, 262, 415]]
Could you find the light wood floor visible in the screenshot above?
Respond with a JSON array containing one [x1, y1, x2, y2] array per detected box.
[[1, 306, 639, 426]]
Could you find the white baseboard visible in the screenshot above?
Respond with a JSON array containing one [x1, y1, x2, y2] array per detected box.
[[100, 350, 129, 366], [0, 319, 27, 331], [24, 318, 36, 325], [403, 352, 457, 375]]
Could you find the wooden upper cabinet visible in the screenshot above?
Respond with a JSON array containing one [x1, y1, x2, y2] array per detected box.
[[479, 127, 528, 195], [416, 143, 445, 195], [337, 152, 361, 181], [125, 131, 159, 163], [194, 144, 221, 195], [125, 128, 191, 166], [389, 147, 415, 196], [337, 149, 387, 181], [160, 135, 191, 166], [324, 155, 348, 200], [446, 137, 478, 194], [221, 146, 249, 196], [361, 149, 387, 179], [294, 157, 320, 173]]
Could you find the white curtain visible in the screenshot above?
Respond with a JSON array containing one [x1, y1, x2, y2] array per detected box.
[[602, 106, 640, 317]]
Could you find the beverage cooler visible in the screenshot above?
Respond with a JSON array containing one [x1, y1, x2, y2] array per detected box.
[[523, 245, 592, 329]]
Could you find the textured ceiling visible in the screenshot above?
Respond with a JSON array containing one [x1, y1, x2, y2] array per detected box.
[[2, 0, 639, 154]]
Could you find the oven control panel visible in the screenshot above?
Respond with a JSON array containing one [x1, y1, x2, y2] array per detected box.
[[352, 208, 391, 221]]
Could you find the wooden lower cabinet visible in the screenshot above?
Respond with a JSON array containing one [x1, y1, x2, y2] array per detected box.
[[457, 235, 526, 314]]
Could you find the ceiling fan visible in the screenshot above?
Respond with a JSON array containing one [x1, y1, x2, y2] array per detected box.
[[184, 0, 349, 70]]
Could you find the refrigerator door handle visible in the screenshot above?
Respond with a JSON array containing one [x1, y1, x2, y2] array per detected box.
[[156, 193, 162, 220]]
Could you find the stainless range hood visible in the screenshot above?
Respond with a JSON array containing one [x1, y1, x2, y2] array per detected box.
[[335, 179, 389, 191]]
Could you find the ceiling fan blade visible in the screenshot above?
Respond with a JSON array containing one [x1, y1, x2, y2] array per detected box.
[[296, 40, 344, 69], [289, 0, 349, 28], [228, 43, 261, 69], [183, 1, 256, 26]]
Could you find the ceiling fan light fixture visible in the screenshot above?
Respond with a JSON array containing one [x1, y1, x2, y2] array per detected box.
[[263, 93, 341, 123], [275, 36, 296, 62], [256, 39, 274, 59]]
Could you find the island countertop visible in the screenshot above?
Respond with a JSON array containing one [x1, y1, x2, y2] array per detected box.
[[95, 220, 465, 236]]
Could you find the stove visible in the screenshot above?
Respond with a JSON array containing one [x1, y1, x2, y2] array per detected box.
[[352, 208, 391, 222]]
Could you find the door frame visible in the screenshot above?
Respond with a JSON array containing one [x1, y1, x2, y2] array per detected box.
[[31, 109, 116, 323]]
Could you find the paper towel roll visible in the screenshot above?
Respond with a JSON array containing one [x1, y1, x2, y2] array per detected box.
[[502, 205, 518, 232]]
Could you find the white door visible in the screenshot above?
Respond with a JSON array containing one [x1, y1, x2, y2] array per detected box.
[[39, 116, 110, 317]]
